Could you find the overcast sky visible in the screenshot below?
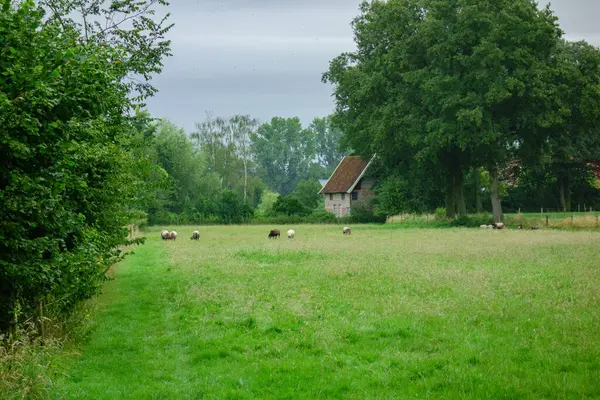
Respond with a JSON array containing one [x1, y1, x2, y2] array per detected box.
[[145, 0, 600, 133]]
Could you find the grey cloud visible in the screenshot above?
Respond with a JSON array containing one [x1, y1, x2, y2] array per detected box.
[[146, 0, 600, 133]]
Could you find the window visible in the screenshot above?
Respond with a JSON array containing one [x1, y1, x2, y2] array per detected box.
[[352, 192, 358, 201], [329, 194, 333, 201], [338, 205, 342, 216], [341, 193, 345, 201], [333, 204, 337, 214]]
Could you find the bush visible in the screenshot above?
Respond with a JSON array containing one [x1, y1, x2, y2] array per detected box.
[[348, 203, 387, 224], [272, 195, 312, 217], [435, 207, 447, 221], [449, 213, 494, 227], [216, 190, 254, 225]]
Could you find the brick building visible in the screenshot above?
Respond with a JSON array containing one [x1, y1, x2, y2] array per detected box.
[[318, 155, 376, 216]]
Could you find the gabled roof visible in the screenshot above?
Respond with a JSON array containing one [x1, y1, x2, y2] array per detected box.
[[319, 155, 375, 194]]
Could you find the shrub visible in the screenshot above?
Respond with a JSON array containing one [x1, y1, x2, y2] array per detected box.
[[449, 213, 494, 227], [272, 196, 312, 217], [435, 207, 447, 221], [348, 203, 387, 224]]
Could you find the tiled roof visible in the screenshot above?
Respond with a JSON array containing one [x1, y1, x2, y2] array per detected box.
[[319, 155, 374, 194]]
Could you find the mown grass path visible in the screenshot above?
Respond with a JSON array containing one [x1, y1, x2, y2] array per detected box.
[[53, 236, 206, 399], [52, 225, 600, 399]]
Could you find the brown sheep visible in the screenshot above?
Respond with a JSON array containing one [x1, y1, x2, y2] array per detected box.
[[191, 230, 200, 240], [268, 229, 280, 239], [161, 230, 170, 240]]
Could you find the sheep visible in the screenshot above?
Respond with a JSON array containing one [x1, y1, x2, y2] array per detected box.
[[531, 226, 540, 230], [486, 225, 494, 229], [287, 229, 295, 239], [170, 231, 178, 240], [480, 225, 488, 229], [268, 229, 280, 239], [190, 230, 200, 240], [161, 230, 170, 240], [343, 226, 352, 235], [492, 222, 505, 230]]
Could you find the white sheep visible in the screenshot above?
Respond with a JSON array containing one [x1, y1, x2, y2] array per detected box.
[[170, 231, 177, 240], [161, 230, 170, 240], [287, 229, 295, 239], [343, 226, 352, 235], [480, 225, 487, 229], [191, 230, 200, 240]]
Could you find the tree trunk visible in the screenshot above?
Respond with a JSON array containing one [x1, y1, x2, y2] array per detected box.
[[445, 182, 456, 219], [490, 169, 503, 223], [474, 168, 482, 213], [454, 171, 467, 216], [243, 159, 248, 202], [565, 179, 572, 212]]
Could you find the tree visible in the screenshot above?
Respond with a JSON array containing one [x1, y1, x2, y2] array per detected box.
[[0, 0, 172, 330], [148, 120, 222, 222], [252, 117, 316, 196], [308, 116, 346, 171], [272, 196, 311, 217], [255, 190, 280, 216], [545, 40, 600, 211], [39, 0, 174, 100], [324, 0, 563, 221], [216, 190, 253, 224], [290, 180, 323, 210], [192, 114, 262, 203], [230, 115, 260, 202]]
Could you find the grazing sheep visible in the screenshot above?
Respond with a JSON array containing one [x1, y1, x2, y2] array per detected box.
[[492, 222, 505, 230], [190, 230, 200, 240], [287, 229, 295, 239], [170, 231, 177, 240], [343, 226, 352, 235], [161, 230, 170, 240], [486, 225, 493, 229], [268, 229, 280, 239], [480, 224, 488, 229]]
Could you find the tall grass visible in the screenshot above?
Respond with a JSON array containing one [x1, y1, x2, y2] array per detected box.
[[51, 225, 600, 399], [0, 322, 59, 400]]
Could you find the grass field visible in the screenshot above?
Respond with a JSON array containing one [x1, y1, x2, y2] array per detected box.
[[51, 225, 600, 399]]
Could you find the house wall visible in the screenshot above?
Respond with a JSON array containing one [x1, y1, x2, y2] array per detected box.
[[350, 177, 376, 208], [325, 192, 351, 216], [324, 178, 376, 216]]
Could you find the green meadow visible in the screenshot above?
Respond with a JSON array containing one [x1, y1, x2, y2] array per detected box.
[[50, 225, 600, 399]]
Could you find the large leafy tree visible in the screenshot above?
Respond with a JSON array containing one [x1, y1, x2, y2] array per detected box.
[[252, 117, 316, 197], [192, 114, 263, 204], [0, 0, 172, 330], [545, 40, 600, 211], [308, 116, 346, 171], [324, 0, 563, 220]]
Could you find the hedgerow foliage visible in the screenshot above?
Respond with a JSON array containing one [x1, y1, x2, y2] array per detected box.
[[0, 0, 172, 330]]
